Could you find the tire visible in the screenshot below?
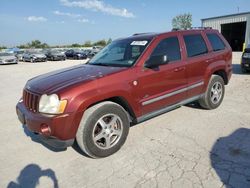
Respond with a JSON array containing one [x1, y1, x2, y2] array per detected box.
[[76, 101, 130, 158], [198, 75, 225, 110]]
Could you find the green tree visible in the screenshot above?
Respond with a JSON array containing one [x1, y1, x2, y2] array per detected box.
[[172, 13, 192, 30], [71, 43, 81, 48], [83, 41, 92, 47], [93, 39, 107, 47], [107, 38, 112, 44], [0, 46, 7, 50], [23, 40, 49, 49]]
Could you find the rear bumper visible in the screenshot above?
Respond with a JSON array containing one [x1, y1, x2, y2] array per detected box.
[[16, 101, 81, 148]]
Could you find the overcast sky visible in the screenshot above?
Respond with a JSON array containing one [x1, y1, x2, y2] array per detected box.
[[0, 0, 250, 47]]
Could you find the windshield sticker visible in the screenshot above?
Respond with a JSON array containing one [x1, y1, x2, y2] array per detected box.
[[131, 41, 148, 46]]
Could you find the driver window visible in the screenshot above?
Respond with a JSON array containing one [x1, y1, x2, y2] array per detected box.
[[151, 37, 181, 63]]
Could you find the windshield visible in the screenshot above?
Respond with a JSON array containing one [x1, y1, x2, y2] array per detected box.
[[89, 39, 151, 67], [0, 53, 13, 56]]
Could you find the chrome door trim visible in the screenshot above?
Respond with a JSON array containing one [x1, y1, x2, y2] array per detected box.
[[142, 81, 204, 106]]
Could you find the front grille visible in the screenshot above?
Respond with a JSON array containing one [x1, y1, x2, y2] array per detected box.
[[23, 90, 40, 112], [6, 59, 15, 63]]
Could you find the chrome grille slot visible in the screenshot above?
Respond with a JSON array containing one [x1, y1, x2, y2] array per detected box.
[[23, 90, 40, 112]]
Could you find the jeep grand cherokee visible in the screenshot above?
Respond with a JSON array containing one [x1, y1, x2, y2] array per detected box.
[[16, 28, 232, 158]]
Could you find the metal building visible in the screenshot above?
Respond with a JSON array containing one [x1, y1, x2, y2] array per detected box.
[[202, 12, 250, 51]]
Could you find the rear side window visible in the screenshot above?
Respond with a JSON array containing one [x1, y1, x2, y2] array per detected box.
[[184, 34, 208, 57], [151, 37, 181, 62], [207, 33, 225, 51]]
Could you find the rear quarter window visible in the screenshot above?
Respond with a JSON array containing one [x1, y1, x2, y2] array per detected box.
[[184, 34, 208, 57], [207, 33, 226, 51]]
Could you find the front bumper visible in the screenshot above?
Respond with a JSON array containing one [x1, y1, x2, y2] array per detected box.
[[33, 58, 47, 62], [0, 59, 18, 65], [242, 58, 250, 70], [52, 56, 66, 60], [16, 101, 78, 149]]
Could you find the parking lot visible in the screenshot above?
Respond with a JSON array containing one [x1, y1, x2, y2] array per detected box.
[[0, 54, 250, 188]]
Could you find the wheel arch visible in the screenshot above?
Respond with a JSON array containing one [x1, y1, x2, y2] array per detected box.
[[212, 69, 228, 85], [85, 96, 137, 123]]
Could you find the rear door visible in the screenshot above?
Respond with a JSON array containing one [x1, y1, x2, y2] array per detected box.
[[181, 31, 211, 98], [137, 34, 188, 115]]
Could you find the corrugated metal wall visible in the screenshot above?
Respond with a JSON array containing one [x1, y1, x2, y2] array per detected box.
[[202, 13, 250, 46]]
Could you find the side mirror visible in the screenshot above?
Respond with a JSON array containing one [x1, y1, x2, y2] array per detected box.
[[145, 54, 168, 68]]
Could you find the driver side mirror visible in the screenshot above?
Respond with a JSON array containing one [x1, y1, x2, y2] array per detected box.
[[144, 54, 168, 68]]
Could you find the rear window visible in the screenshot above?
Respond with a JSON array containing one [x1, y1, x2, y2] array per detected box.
[[207, 33, 225, 51], [184, 34, 208, 57]]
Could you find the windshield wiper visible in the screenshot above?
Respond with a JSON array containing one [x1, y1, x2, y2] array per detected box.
[[90, 63, 111, 67]]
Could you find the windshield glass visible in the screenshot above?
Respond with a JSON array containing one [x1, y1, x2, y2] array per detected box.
[[89, 39, 151, 67], [0, 53, 13, 56]]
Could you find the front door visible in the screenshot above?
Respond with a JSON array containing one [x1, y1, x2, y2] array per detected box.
[[137, 35, 188, 115]]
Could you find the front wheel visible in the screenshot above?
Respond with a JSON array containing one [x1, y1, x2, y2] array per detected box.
[[76, 101, 130, 158], [199, 75, 225, 110]]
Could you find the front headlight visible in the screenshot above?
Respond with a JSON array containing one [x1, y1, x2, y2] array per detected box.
[[39, 94, 67, 114]]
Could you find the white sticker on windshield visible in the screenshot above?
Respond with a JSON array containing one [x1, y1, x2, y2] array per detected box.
[[131, 41, 148, 46]]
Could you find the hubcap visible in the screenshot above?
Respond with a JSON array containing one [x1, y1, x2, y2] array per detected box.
[[210, 82, 223, 104], [92, 114, 123, 149]]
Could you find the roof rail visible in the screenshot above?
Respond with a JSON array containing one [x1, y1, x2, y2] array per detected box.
[[190, 27, 212, 30], [132, 32, 154, 36], [172, 28, 180, 31]]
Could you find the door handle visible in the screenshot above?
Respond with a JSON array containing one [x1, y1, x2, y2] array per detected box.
[[174, 67, 185, 72]]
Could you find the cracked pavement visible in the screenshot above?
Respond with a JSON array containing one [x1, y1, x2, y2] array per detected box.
[[0, 54, 250, 188]]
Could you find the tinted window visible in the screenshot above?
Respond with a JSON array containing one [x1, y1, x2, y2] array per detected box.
[[151, 37, 181, 62], [207, 33, 225, 51], [184, 34, 208, 57]]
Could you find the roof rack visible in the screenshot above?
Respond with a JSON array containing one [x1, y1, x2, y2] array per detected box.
[[172, 28, 180, 31], [133, 32, 154, 36], [190, 27, 212, 30]]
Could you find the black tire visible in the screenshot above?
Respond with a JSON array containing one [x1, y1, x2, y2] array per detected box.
[[198, 75, 225, 110], [76, 101, 130, 158]]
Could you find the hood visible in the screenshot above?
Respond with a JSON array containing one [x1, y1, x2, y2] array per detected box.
[[33, 54, 46, 58], [26, 64, 126, 94]]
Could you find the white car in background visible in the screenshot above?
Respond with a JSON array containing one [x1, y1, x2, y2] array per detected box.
[[0, 53, 18, 65]]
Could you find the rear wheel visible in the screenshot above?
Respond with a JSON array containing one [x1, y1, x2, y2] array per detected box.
[[199, 75, 225, 110], [76, 101, 130, 158]]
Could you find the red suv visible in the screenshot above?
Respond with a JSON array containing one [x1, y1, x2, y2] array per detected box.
[[16, 28, 232, 158]]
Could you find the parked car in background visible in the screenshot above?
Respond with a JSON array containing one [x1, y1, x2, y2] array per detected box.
[[92, 46, 103, 52], [15, 50, 25, 61], [241, 44, 250, 73], [65, 49, 88, 59], [83, 49, 98, 59], [23, 52, 47, 63], [0, 52, 18, 65], [16, 28, 232, 158], [44, 50, 66, 61]]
